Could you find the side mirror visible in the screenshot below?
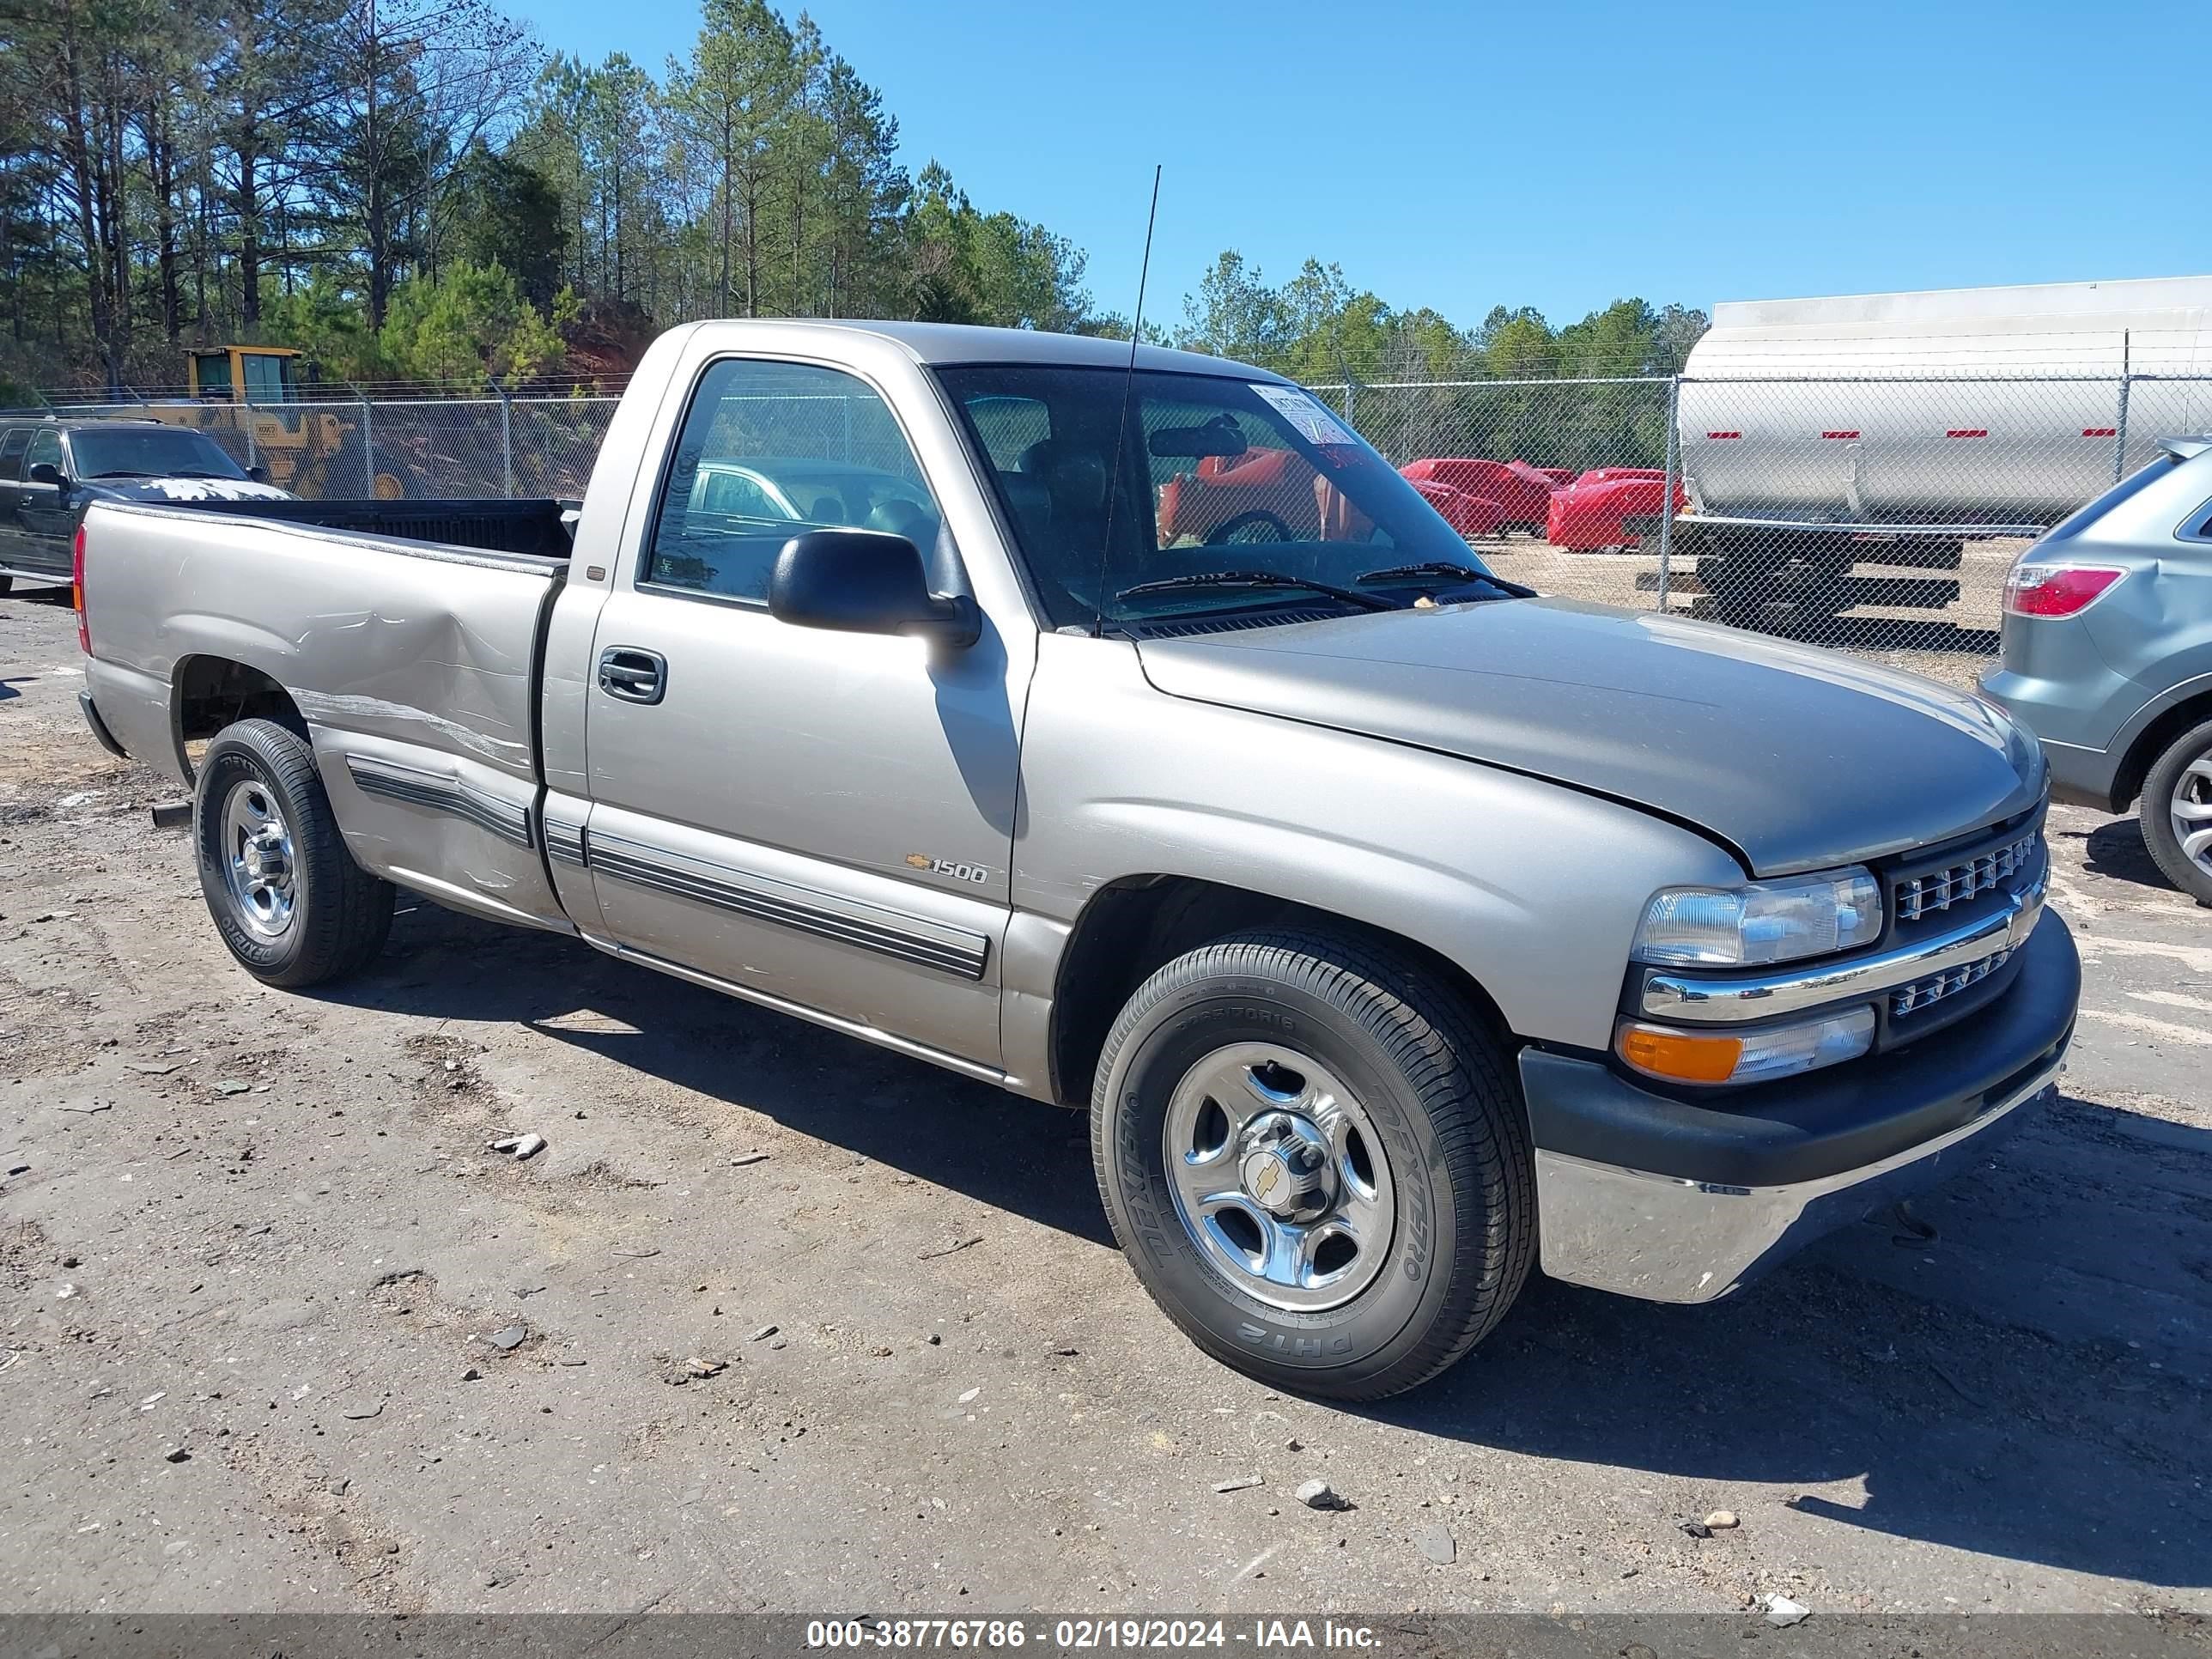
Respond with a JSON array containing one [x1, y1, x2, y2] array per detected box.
[[769, 529, 978, 648], [247, 464, 270, 484], [27, 461, 64, 488]]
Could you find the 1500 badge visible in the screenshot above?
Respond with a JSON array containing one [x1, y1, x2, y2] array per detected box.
[[906, 854, 990, 884]]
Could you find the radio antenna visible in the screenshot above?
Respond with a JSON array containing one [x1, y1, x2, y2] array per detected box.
[[1092, 164, 1162, 638]]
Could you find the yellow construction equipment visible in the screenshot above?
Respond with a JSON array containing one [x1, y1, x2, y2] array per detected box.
[[161, 345, 406, 498]]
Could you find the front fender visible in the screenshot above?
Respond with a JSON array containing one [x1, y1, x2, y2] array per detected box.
[[1011, 635, 1742, 1056]]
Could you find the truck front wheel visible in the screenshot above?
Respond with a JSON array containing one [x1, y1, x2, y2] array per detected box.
[[193, 719, 395, 987], [1091, 930, 1534, 1401]]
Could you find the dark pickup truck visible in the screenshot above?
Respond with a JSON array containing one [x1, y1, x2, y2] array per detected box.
[[0, 417, 298, 592]]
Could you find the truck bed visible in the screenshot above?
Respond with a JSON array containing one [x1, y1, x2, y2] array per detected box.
[[193, 496, 575, 561], [80, 496, 567, 789], [80, 493, 579, 933]]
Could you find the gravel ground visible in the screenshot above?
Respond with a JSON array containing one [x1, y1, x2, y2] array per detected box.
[[1, 587, 2206, 1619]]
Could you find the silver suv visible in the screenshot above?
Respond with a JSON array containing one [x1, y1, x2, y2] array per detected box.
[[1982, 438, 2212, 905]]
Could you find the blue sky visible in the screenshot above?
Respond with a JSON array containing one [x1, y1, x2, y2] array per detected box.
[[514, 0, 2208, 330]]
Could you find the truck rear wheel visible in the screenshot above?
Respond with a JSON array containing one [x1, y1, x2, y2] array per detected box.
[[1091, 930, 1534, 1401], [2141, 717, 2212, 907], [193, 718, 395, 987]]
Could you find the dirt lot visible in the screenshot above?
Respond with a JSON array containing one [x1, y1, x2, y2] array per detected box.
[[2, 588, 2207, 1619]]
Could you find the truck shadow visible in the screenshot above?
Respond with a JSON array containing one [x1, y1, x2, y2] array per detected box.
[[1369, 1092, 2212, 1589], [329, 901, 2210, 1590], [333, 898, 1113, 1247]]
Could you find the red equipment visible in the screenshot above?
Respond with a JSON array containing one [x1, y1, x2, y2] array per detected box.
[[1546, 472, 1689, 551], [1399, 458, 1554, 534], [1157, 448, 1318, 544], [1406, 479, 1505, 539]]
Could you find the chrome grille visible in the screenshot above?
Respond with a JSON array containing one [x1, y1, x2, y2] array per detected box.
[[1894, 830, 2039, 924], [1890, 945, 2013, 1018]]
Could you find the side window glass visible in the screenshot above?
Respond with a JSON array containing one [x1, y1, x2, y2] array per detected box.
[[0, 429, 28, 482], [25, 430, 63, 477], [241, 354, 289, 402], [963, 394, 1056, 559], [646, 359, 941, 602]]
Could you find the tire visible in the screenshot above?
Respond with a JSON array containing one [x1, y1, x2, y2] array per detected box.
[[2140, 717, 2212, 907], [1091, 929, 1534, 1401], [0, 574, 14, 596], [193, 718, 394, 986]]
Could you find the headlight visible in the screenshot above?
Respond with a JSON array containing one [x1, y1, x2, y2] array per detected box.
[[1618, 1006, 1876, 1087], [1633, 869, 1882, 968]]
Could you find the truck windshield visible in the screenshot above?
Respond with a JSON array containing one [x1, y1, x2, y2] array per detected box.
[[70, 428, 247, 481], [936, 364, 1495, 629]]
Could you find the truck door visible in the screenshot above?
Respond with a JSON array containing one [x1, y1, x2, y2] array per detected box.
[[0, 428, 30, 568], [579, 351, 1026, 1073], [15, 429, 75, 574]]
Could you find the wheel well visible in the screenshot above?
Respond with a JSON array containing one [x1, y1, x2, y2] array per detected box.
[[2113, 689, 2212, 812], [173, 656, 307, 778], [1046, 875, 1515, 1108]]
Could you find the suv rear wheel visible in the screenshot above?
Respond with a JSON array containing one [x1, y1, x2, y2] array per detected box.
[[1091, 929, 1534, 1401], [2142, 717, 2212, 907]]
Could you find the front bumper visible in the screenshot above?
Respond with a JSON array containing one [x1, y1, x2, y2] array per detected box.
[[1522, 910, 2079, 1304]]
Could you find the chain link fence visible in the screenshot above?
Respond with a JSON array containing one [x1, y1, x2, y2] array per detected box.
[[21, 371, 2212, 684], [1313, 371, 2212, 684], [7, 394, 623, 505]]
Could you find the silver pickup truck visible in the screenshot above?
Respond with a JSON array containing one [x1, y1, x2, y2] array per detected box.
[[75, 321, 2079, 1399]]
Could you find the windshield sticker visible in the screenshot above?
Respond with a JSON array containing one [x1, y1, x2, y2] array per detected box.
[[1250, 383, 1360, 448]]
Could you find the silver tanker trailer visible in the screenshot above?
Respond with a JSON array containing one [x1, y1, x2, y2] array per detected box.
[[1670, 276, 2212, 634]]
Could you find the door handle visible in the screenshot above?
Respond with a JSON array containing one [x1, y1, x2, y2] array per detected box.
[[597, 647, 666, 705]]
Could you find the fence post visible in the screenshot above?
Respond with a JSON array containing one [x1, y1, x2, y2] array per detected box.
[[495, 383, 514, 497], [352, 394, 374, 495], [1654, 374, 1682, 614], [240, 401, 258, 471], [2112, 334, 2132, 484]]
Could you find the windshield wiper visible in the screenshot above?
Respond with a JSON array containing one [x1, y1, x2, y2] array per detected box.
[[1355, 561, 1534, 597], [86, 469, 153, 479], [1115, 569, 1399, 612]]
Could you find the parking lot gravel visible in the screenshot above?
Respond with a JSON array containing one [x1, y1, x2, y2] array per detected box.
[[2, 588, 2206, 1619]]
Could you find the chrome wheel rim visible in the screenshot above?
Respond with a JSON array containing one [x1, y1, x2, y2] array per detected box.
[[220, 779, 296, 939], [1162, 1042, 1395, 1312], [2172, 749, 2212, 879]]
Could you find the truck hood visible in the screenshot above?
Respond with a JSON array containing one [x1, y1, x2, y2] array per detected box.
[[1133, 598, 2045, 875], [82, 477, 295, 505]]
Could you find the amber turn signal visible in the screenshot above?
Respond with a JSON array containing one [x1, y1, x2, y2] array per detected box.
[[1616, 1024, 1746, 1085]]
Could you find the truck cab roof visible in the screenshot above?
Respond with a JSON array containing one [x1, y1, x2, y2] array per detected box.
[[660, 318, 1287, 382], [0, 416, 167, 433]]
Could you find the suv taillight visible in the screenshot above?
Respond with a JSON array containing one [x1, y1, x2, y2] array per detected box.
[[72, 521, 90, 653], [2003, 561, 2126, 618]]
